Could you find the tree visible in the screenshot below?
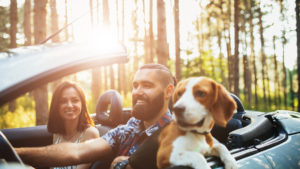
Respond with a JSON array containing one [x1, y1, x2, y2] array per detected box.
[[10, 0, 17, 49], [148, 0, 155, 63], [174, 0, 181, 81], [64, 0, 69, 41], [279, 0, 288, 109], [216, 1, 226, 86], [9, 0, 18, 112], [132, 0, 139, 71], [248, 0, 258, 108], [24, 0, 31, 46], [50, 0, 59, 43], [273, 36, 280, 109], [120, 0, 127, 96], [257, 2, 268, 109], [103, 0, 110, 92], [233, 0, 240, 97], [225, 0, 234, 92], [242, 0, 252, 106], [0, 6, 9, 52], [157, 0, 169, 66], [296, 0, 300, 112], [33, 0, 48, 125], [91, 0, 102, 105]]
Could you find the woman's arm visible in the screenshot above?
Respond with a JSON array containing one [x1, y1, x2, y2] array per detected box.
[[77, 126, 101, 169], [16, 137, 113, 167]]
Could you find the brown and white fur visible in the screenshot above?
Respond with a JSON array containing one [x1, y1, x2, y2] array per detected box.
[[157, 77, 238, 169]]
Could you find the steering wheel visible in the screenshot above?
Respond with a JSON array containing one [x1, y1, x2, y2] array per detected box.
[[0, 131, 24, 164]]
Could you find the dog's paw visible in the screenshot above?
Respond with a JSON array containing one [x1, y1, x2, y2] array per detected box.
[[223, 158, 238, 169]]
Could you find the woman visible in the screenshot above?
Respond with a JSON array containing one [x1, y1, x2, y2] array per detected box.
[[47, 81, 99, 169]]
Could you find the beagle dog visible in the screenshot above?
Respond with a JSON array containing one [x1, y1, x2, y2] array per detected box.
[[157, 77, 238, 169]]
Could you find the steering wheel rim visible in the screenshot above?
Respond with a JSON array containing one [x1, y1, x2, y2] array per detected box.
[[0, 131, 24, 164]]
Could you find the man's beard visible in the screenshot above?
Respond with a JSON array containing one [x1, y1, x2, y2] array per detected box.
[[131, 92, 164, 121]]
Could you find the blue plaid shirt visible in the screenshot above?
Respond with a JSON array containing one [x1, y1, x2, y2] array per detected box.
[[102, 111, 172, 156]]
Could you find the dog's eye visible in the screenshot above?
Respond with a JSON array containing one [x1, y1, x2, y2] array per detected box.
[[195, 91, 206, 98]]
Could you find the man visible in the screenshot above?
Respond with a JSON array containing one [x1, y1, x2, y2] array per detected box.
[[16, 63, 176, 169]]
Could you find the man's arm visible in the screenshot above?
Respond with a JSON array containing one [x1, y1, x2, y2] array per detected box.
[[16, 137, 114, 167]]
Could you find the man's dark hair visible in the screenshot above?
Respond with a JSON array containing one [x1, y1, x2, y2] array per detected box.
[[139, 63, 177, 87]]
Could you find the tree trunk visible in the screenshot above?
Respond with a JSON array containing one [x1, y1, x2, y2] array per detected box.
[[273, 36, 280, 109], [9, 0, 17, 49], [8, 0, 18, 112], [248, 0, 258, 108], [243, 0, 252, 106], [116, 0, 122, 93], [196, 14, 205, 76], [121, 0, 127, 96], [296, 0, 300, 112], [92, 68, 101, 103], [24, 0, 31, 46], [156, 0, 169, 66], [103, 0, 110, 93], [282, 37, 287, 109], [207, 17, 215, 79], [219, 2, 228, 88], [225, 0, 233, 92], [258, 4, 267, 109], [143, 0, 150, 64], [64, 0, 69, 41], [96, 0, 100, 24], [217, 17, 225, 85], [174, 0, 181, 81], [149, 0, 154, 63], [33, 0, 48, 125], [104, 67, 108, 91], [50, 0, 59, 42], [132, 0, 139, 72], [91, 0, 102, 105], [289, 71, 295, 110], [89, 0, 94, 27], [233, 0, 240, 97], [110, 66, 115, 89], [279, 1, 287, 109]]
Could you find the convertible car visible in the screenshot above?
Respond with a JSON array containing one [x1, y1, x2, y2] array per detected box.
[[0, 42, 299, 169]]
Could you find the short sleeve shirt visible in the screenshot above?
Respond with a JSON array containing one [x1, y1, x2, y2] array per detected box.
[[102, 111, 172, 156]]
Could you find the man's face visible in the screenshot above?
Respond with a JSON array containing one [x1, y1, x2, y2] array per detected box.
[[131, 69, 166, 121]]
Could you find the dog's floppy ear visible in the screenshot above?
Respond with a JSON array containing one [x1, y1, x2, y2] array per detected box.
[[209, 83, 237, 127]]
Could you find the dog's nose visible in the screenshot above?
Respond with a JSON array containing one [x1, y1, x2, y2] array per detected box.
[[173, 105, 185, 117]]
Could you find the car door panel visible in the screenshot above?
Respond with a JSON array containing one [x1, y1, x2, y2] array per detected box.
[[1, 125, 52, 148]]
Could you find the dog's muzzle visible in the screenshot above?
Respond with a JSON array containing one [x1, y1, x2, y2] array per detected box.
[[173, 105, 206, 127]]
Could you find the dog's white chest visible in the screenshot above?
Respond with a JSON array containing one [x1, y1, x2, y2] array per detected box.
[[169, 133, 211, 169], [172, 133, 210, 154]]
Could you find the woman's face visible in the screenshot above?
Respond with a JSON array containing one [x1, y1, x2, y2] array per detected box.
[[58, 87, 82, 121]]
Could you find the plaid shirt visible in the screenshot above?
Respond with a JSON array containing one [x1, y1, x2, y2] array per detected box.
[[102, 111, 172, 156]]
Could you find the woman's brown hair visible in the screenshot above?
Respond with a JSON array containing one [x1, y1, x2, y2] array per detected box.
[[47, 81, 95, 135]]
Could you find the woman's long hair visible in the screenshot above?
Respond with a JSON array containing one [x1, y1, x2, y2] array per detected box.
[[47, 81, 95, 135]]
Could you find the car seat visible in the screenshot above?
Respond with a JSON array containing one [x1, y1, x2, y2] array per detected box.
[[211, 93, 245, 144]]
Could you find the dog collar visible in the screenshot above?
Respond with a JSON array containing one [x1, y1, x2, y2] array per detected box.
[[191, 130, 210, 135]]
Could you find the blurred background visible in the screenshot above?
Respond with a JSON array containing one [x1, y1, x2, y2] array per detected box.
[[0, 0, 298, 129]]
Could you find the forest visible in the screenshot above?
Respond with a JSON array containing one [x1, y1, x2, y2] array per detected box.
[[0, 0, 299, 129]]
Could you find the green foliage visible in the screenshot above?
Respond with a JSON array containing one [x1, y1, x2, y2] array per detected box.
[[0, 93, 35, 129], [182, 50, 227, 84], [122, 92, 132, 108], [87, 96, 97, 114]]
